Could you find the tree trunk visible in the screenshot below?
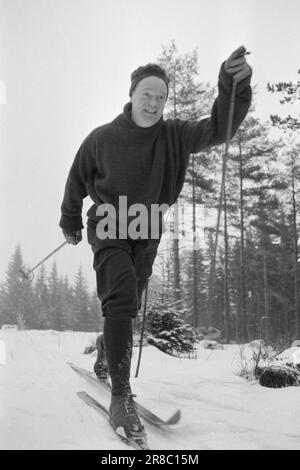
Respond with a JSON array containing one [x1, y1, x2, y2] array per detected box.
[[239, 142, 248, 341], [173, 203, 180, 301], [192, 154, 199, 327], [262, 244, 269, 342], [291, 158, 299, 338], [171, 74, 181, 302], [223, 188, 230, 340]]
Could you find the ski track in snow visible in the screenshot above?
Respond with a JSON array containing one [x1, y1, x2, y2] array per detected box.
[[0, 329, 300, 450]]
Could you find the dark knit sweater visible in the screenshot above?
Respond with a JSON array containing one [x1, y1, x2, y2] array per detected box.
[[59, 64, 251, 234]]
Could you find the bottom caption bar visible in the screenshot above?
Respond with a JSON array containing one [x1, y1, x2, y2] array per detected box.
[[99, 451, 200, 466]]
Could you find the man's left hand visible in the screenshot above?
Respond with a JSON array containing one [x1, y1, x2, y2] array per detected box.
[[62, 228, 82, 245], [224, 45, 252, 83]]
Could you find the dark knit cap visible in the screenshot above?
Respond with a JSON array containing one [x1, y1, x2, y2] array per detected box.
[[129, 63, 170, 98]]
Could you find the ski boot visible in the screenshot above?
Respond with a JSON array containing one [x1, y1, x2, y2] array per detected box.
[[109, 391, 147, 448], [93, 333, 109, 382]]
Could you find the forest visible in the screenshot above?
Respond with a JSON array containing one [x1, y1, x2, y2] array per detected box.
[[1, 42, 299, 344]]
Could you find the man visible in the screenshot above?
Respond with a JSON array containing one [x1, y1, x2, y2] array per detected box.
[[59, 45, 252, 441]]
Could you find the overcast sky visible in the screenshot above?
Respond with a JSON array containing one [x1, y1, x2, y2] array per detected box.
[[0, 0, 299, 290]]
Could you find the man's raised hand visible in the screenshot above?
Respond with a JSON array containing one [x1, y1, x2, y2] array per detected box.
[[224, 45, 252, 83]]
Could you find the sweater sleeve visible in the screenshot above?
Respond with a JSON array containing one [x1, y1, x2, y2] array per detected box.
[[181, 62, 252, 157], [59, 133, 96, 231]]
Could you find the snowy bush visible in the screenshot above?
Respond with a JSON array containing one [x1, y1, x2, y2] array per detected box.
[[238, 340, 276, 382], [256, 342, 300, 388], [257, 364, 300, 388], [238, 340, 300, 388], [145, 299, 197, 357]]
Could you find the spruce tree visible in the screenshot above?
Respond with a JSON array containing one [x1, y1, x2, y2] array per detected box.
[[34, 265, 50, 329], [58, 275, 74, 330], [0, 245, 35, 328], [72, 266, 90, 331], [86, 290, 103, 332], [146, 298, 196, 356], [47, 262, 64, 330]]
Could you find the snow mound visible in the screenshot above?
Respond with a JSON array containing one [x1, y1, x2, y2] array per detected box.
[[274, 347, 300, 368]]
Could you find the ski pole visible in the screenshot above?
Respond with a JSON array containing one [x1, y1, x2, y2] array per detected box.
[[213, 48, 250, 263], [19, 241, 68, 281], [135, 279, 149, 378], [213, 77, 238, 264]]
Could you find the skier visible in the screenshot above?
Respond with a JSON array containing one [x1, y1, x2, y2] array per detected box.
[[59, 45, 252, 440]]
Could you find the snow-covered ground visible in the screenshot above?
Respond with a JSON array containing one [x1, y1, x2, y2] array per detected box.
[[0, 329, 300, 450]]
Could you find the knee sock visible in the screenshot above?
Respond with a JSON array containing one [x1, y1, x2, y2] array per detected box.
[[103, 317, 133, 396]]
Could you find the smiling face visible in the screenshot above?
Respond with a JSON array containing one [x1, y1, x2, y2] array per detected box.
[[130, 76, 168, 128]]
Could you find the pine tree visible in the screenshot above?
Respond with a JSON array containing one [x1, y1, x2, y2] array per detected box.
[[182, 152, 216, 328], [146, 298, 196, 356], [288, 147, 300, 337], [0, 281, 9, 326], [58, 276, 74, 330], [268, 143, 300, 338], [34, 265, 50, 329], [267, 72, 300, 338], [0, 245, 35, 328], [181, 246, 210, 328], [228, 116, 280, 340], [267, 71, 300, 130], [157, 40, 215, 303], [86, 290, 103, 332], [72, 266, 90, 331], [0, 247, 106, 332], [247, 188, 284, 341], [47, 262, 64, 330]]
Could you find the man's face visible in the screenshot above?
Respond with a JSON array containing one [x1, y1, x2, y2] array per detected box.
[[131, 76, 168, 128]]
